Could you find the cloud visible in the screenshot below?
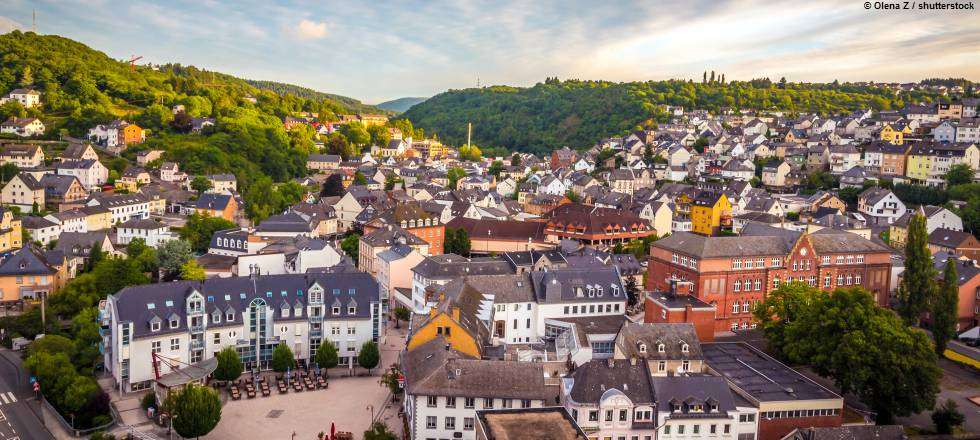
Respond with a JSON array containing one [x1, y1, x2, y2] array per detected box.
[[294, 19, 327, 40], [0, 16, 24, 33]]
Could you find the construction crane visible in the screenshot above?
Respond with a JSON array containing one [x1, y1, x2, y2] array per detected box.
[[128, 55, 143, 72]]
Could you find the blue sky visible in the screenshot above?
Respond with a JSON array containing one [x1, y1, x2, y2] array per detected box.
[[3, 0, 979, 103]]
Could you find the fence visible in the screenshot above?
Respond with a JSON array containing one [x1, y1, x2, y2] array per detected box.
[[41, 395, 118, 437]]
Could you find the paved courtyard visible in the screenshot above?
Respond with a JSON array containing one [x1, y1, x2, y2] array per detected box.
[[206, 321, 408, 439]]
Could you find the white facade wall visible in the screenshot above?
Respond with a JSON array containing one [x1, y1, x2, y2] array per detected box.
[[408, 394, 545, 440]]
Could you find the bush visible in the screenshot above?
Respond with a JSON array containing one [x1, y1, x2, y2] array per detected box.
[[140, 392, 157, 411]]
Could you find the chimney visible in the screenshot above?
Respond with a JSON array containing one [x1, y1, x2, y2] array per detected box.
[[607, 358, 615, 368], [630, 357, 637, 366]]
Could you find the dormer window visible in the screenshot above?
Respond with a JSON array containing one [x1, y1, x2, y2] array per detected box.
[[658, 343, 665, 353], [332, 306, 340, 315], [151, 321, 161, 332], [169, 318, 179, 329], [638, 343, 647, 354], [211, 311, 220, 324], [681, 343, 689, 353], [596, 286, 603, 297], [281, 304, 290, 318], [348, 306, 356, 315], [226, 311, 235, 321]]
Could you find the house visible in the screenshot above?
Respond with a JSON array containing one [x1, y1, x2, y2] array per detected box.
[[60, 143, 99, 162], [307, 154, 341, 171], [86, 193, 152, 224], [956, 118, 980, 143], [191, 193, 238, 222], [877, 124, 908, 145], [0, 88, 41, 108], [253, 212, 317, 239], [377, 244, 426, 310], [234, 237, 344, 277], [403, 337, 554, 440], [88, 120, 145, 151], [615, 322, 705, 375], [761, 161, 792, 188], [905, 141, 980, 185], [55, 231, 118, 276], [544, 204, 656, 245], [552, 147, 577, 170], [409, 254, 515, 312], [135, 150, 164, 166], [56, 159, 109, 190], [1, 117, 45, 137], [0, 246, 66, 303], [100, 272, 382, 393], [40, 174, 88, 206], [652, 376, 757, 440], [116, 218, 177, 247], [838, 166, 876, 189], [644, 281, 716, 342], [888, 206, 962, 248], [928, 228, 980, 260], [359, 224, 429, 277], [781, 426, 907, 440], [21, 216, 60, 246], [0, 208, 22, 252], [0, 144, 44, 168], [857, 188, 906, 225], [933, 120, 957, 142], [116, 167, 152, 192], [560, 359, 657, 440], [207, 173, 237, 193], [190, 117, 215, 134], [159, 162, 185, 183], [362, 202, 445, 255], [930, 254, 980, 332], [827, 144, 861, 174], [690, 192, 732, 236], [0, 172, 44, 210]]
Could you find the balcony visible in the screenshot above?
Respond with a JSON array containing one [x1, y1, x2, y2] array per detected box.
[[189, 339, 205, 350], [309, 315, 323, 323], [189, 324, 205, 333]]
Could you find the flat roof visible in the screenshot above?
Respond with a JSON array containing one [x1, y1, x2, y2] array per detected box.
[[702, 342, 840, 403], [476, 407, 588, 440]]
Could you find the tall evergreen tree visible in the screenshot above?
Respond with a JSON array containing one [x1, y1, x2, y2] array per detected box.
[[709, 70, 716, 83], [899, 214, 936, 325], [932, 257, 959, 355], [702, 71, 707, 84]]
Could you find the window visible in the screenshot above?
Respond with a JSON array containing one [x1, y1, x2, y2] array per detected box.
[[824, 275, 831, 287], [170, 338, 179, 351], [846, 255, 854, 264], [213, 333, 220, 345], [710, 424, 717, 434], [605, 410, 614, 422], [724, 424, 731, 434], [793, 261, 798, 271], [226, 311, 234, 321], [836, 255, 844, 264], [822, 256, 830, 264], [733, 280, 741, 292], [484, 398, 494, 409], [857, 255, 864, 263], [754, 280, 762, 291], [425, 416, 436, 429], [771, 257, 780, 267], [693, 424, 700, 434], [521, 399, 531, 408], [658, 361, 666, 372], [742, 301, 750, 313], [657, 343, 665, 353], [855, 274, 862, 284], [619, 409, 628, 421], [672, 254, 678, 263], [681, 343, 689, 353], [682, 360, 690, 371], [347, 326, 356, 335], [446, 396, 456, 408], [464, 397, 475, 408], [664, 426, 671, 435], [846, 275, 853, 285], [589, 410, 599, 422], [151, 321, 160, 332], [731, 322, 738, 332], [169, 318, 179, 329], [732, 302, 739, 314], [773, 276, 780, 288], [756, 258, 764, 268], [464, 417, 474, 431], [732, 259, 742, 269], [151, 341, 161, 354], [745, 259, 753, 269], [445, 417, 455, 430], [837, 274, 844, 285], [678, 425, 685, 434], [332, 307, 340, 314], [426, 396, 437, 407]]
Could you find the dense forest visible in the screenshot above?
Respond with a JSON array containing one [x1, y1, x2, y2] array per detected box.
[[0, 30, 395, 220], [376, 96, 428, 113], [402, 77, 973, 155], [245, 79, 385, 115]]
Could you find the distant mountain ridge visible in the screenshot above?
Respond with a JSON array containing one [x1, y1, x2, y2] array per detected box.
[[376, 97, 428, 113], [245, 79, 387, 115]]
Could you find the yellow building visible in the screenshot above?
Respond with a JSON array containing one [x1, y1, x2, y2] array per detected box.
[[690, 191, 732, 236], [879, 124, 911, 145], [406, 283, 485, 358], [0, 208, 23, 252]]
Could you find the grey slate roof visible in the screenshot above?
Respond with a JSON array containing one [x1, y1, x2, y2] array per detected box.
[[111, 272, 378, 339], [615, 322, 703, 361], [566, 359, 654, 405], [530, 267, 626, 304], [412, 254, 515, 279], [651, 375, 736, 417]]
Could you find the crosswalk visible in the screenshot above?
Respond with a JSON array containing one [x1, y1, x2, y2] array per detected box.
[[0, 392, 16, 406]]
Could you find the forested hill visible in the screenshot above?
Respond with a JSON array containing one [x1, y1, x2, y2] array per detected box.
[[245, 79, 386, 114], [376, 97, 428, 113], [0, 30, 391, 222], [402, 78, 968, 155]]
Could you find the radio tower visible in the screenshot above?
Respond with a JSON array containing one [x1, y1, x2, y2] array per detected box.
[[32, 9, 37, 32]]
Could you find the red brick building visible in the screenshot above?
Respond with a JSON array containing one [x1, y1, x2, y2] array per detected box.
[[644, 280, 716, 342], [647, 229, 893, 334]]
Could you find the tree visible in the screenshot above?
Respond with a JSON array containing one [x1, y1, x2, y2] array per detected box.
[[510, 153, 521, 167], [946, 164, 973, 186], [85, 241, 104, 273], [357, 341, 380, 373], [447, 167, 466, 189], [444, 227, 471, 256], [314, 340, 339, 373], [341, 233, 360, 262], [341, 122, 370, 146], [179, 213, 236, 253], [488, 160, 504, 179], [899, 213, 936, 325], [157, 240, 194, 277], [20, 65, 33, 86], [353, 171, 368, 186], [379, 363, 403, 397], [393, 306, 411, 329], [565, 189, 581, 203], [271, 343, 296, 372], [755, 284, 941, 423], [932, 399, 965, 434], [170, 111, 193, 133], [180, 260, 206, 281], [624, 277, 640, 308], [213, 347, 243, 382], [932, 257, 959, 355], [0, 163, 19, 184], [363, 421, 397, 440], [320, 173, 344, 197], [190, 176, 213, 194], [166, 384, 221, 439], [458, 144, 482, 161]]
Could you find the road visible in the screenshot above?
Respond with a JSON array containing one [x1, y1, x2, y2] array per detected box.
[[0, 350, 54, 440]]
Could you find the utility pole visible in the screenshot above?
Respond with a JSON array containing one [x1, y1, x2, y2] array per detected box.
[[40, 292, 46, 331]]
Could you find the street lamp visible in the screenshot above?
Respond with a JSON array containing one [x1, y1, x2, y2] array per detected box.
[[366, 404, 375, 423]]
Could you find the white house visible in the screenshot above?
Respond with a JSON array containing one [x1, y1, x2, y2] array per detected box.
[[57, 159, 109, 190], [1, 117, 45, 137], [116, 218, 177, 247], [857, 188, 907, 225]]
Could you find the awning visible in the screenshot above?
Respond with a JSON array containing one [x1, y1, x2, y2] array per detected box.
[[156, 357, 218, 389]]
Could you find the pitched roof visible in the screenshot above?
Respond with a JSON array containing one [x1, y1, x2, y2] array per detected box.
[[615, 322, 703, 361], [566, 359, 653, 405]]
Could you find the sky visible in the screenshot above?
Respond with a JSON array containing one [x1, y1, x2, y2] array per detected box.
[[3, 0, 979, 104]]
